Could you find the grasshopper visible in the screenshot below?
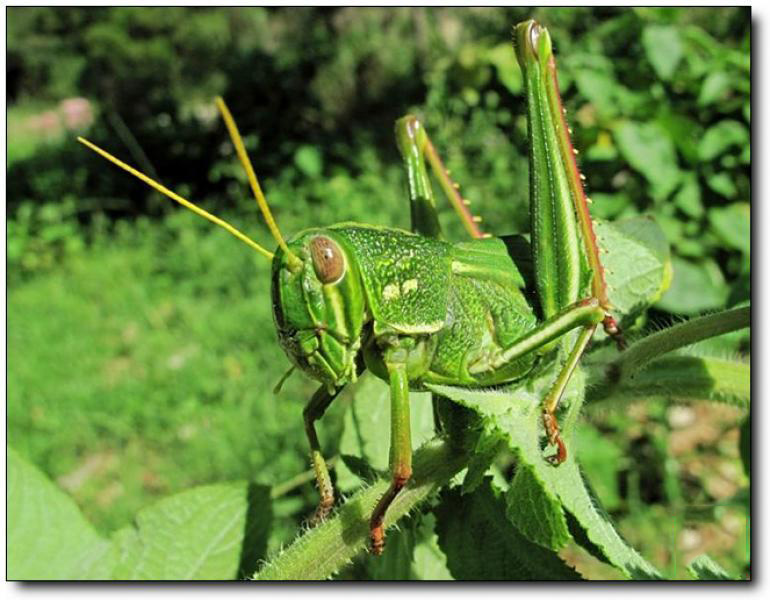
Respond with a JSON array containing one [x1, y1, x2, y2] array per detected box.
[[79, 20, 623, 554]]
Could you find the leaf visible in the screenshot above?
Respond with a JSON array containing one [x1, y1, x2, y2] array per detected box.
[[673, 172, 703, 218], [698, 120, 749, 161], [411, 514, 453, 580], [112, 481, 272, 580], [575, 424, 623, 512], [706, 172, 737, 198], [336, 374, 435, 491], [595, 217, 672, 326], [708, 203, 750, 255], [339, 454, 383, 484], [655, 256, 728, 315], [614, 120, 681, 200], [434, 479, 582, 580], [687, 554, 736, 580], [8, 447, 116, 580], [293, 145, 323, 177], [360, 512, 452, 580], [642, 25, 683, 80], [506, 464, 571, 550], [428, 378, 663, 580], [462, 425, 506, 494], [486, 43, 522, 94], [698, 71, 732, 106], [574, 68, 620, 120]]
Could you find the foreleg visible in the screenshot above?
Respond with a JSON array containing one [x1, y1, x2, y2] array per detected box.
[[303, 385, 342, 524]]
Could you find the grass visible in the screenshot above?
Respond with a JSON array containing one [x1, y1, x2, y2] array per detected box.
[[8, 214, 334, 546]]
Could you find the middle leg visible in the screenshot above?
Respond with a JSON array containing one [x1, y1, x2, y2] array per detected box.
[[369, 359, 412, 555]]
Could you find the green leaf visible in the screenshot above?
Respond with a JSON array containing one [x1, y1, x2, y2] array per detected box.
[[8, 447, 116, 580], [506, 464, 571, 550], [112, 481, 272, 580], [642, 25, 683, 80], [462, 425, 506, 494], [687, 554, 736, 580], [614, 120, 681, 200], [411, 514, 453, 580], [588, 192, 630, 220], [574, 68, 620, 119], [674, 173, 704, 218], [339, 454, 382, 484], [486, 43, 522, 95], [337, 374, 435, 491], [434, 479, 582, 580], [708, 203, 750, 254], [698, 71, 732, 107], [360, 513, 452, 580], [655, 256, 728, 315], [293, 145, 323, 177], [698, 120, 749, 161], [706, 172, 737, 198], [428, 379, 663, 580], [595, 217, 672, 325], [575, 424, 623, 511]]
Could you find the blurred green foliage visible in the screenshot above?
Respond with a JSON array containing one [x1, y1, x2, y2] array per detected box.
[[8, 7, 749, 579]]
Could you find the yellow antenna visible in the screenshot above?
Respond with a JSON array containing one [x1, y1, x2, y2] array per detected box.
[[77, 137, 274, 260], [215, 97, 302, 269]]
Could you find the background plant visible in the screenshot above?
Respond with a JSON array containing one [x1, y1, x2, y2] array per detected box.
[[8, 7, 749, 580]]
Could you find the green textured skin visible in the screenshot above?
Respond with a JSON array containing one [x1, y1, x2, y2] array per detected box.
[[271, 224, 538, 392]]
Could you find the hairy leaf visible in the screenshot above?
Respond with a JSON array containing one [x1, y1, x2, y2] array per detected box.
[[595, 217, 671, 327], [656, 257, 728, 315], [112, 482, 272, 580], [8, 448, 116, 580], [434, 479, 581, 580], [428, 379, 663, 580], [687, 554, 736, 580], [506, 464, 570, 550]]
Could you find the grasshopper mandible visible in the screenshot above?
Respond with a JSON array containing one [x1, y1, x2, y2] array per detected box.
[[79, 20, 623, 554]]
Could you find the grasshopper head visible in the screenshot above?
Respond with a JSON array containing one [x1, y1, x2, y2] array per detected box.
[[271, 229, 367, 391]]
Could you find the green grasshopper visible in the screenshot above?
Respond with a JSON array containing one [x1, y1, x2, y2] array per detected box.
[[79, 20, 623, 555]]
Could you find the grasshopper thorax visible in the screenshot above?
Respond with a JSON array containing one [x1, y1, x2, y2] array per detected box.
[[271, 229, 367, 391]]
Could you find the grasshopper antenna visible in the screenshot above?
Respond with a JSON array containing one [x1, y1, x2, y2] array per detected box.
[[77, 137, 275, 261], [215, 97, 302, 271]]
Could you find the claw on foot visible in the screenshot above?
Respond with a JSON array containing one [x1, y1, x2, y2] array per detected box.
[[309, 496, 334, 527], [370, 525, 385, 555], [542, 411, 567, 465]]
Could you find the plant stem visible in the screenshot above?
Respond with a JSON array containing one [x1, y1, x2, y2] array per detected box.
[[253, 439, 467, 580], [608, 306, 749, 380], [586, 355, 750, 409]]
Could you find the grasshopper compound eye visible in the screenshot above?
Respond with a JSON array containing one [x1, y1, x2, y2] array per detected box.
[[310, 236, 345, 284]]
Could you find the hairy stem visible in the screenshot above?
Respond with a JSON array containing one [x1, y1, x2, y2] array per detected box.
[[607, 306, 749, 381], [586, 354, 750, 409], [253, 439, 467, 580]]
